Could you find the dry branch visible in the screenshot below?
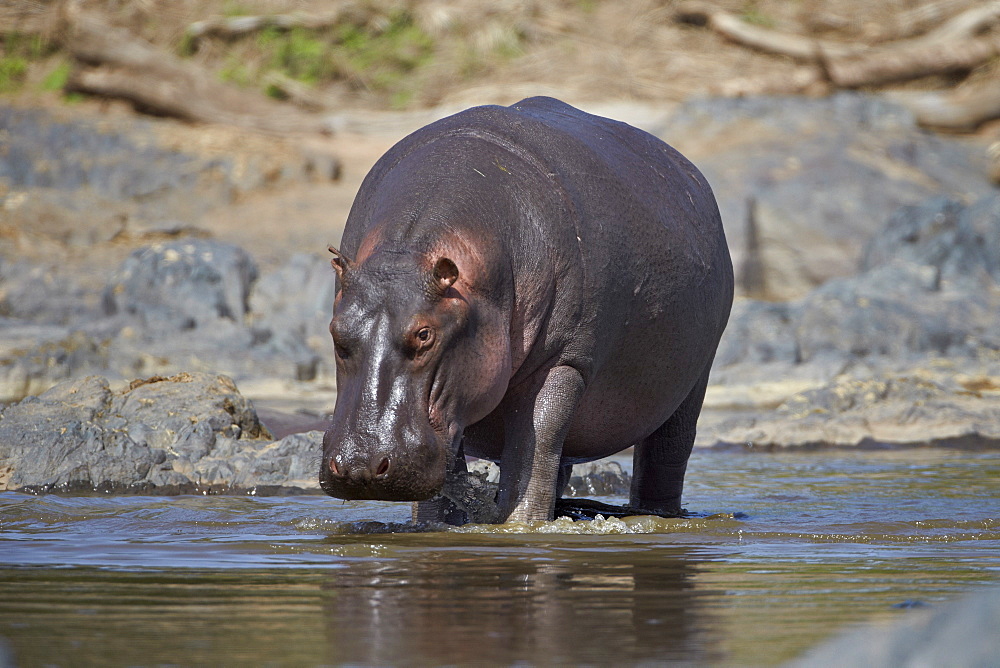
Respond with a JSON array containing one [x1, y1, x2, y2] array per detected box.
[[888, 79, 1000, 130], [60, 4, 326, 135], [675, 1, 864, 61], [185, 5, 376, 43], [262, 72, 336, 112], [826, 35, 1000, 88], [677, 1, 1000, 91], [924, 1, 1000, 43]]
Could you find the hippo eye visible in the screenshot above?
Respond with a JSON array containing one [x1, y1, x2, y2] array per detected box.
[[408, 326, 434, 357], [334, 342, 350, 360]]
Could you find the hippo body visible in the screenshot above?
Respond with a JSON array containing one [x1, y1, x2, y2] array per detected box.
[[320, 97, 733, 523]]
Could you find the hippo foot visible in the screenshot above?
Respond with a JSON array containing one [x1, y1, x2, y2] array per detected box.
[[554, 498, 687, 521]]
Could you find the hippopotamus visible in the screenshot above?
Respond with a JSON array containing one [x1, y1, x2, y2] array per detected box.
[[319, 97, 733, 523]]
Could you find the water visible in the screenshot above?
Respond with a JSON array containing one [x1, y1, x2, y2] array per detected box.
[[2, 448, 998, 666]]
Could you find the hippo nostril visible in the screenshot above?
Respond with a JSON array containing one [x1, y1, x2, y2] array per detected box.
[[375, 457, 390, 478]]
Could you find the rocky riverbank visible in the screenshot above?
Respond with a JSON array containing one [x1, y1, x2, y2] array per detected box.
[[1, 93, 998, 494]]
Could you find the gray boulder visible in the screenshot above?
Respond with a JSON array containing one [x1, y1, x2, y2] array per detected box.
[[0, 372, 322, 493], [793, 261, 998, 363], [0, 106, 232, 235], [660, 94, 995, 299], [789, 586, 1000, 668], [248, 253, 337, 379], [861, 195, 1000, 286], [715, 193, 1000, 380], [565, 461, 631, 497], [0, 256, 104, 326], [0, 373, 639, 496], [103, 238, 258, 334], [0, 331, 110, 404], [0, 241, 339, 400], [709, 374, 1000, 449]]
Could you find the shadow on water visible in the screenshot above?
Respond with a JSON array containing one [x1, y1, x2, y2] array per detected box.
[[317, 534, 719, 666]]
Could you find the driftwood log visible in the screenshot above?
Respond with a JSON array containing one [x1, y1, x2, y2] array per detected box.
[[677, 0, 1000, 122], [825, 35, 1000, 88], [886, 79, 1000, 130], [675, 1, 865, 60], [60, 4, 327, 135], [261, 72, 339, 112], [185, 5, 376, 44]]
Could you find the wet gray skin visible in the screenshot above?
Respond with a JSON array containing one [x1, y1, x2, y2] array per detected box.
[[319, 251, 467, 502]]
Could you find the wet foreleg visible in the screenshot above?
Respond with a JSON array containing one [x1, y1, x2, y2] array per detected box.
[[497, 365, 585, 523]]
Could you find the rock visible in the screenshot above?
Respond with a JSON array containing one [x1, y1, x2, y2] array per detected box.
[[0, 106, 235, 234], [0, 241, 337, 395], [789, 586, 1000, 667], [0, 257, 104, 326], [248, 252, 336, 374], [0, 373, 326, 493], [0, 188, 130, 248], [861, 195, 1000, 286], [435, 459, 632, 524], [793, 260, 999, 363], [0, 331, 110, 403], [103, 238, 259, 334], [660, 94, 995, 300], [713, 299, 800, 368], [0, 371, 638, 496], [177, 430, 323, 492], [709, 374, 1000, 449], [0, 375, 157, 492], [565, 461, 631, 497], [713, 193, 1000, 398]]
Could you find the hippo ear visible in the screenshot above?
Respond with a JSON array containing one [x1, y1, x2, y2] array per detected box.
[[328, 245, 353, 280], [433, 257, 459, 292]]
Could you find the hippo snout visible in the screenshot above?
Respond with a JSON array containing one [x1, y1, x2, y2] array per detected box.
[[327, 452, 392, 484], [320, 430, 448, 502]]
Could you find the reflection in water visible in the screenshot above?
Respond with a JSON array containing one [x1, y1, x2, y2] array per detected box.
[[320, 538, 717, 665], [1, 449, 998, 665]]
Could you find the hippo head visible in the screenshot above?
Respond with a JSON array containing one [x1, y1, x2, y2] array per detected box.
[[319, 242, 509, 502]]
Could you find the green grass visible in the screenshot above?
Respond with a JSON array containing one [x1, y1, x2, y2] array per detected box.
[[246, 10, 434, 107], [40, 61, 71, 91], [264, 26, 333, 85], [176, 6, 536, 109], [0, 55, 28, 93], [741, 4, 776, 28], [0, 31, 55, 94], [218, 57, 253, 86]]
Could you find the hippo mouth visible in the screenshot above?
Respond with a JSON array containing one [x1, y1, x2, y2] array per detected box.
[[319, 449, 447, 502], [319, 404, 451, 502], [426, 359, 453, 437]]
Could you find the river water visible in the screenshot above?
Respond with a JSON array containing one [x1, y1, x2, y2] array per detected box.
[[2, 447, 998, 666]]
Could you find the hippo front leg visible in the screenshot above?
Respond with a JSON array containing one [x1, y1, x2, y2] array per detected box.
[[497, 365, 585, 523]]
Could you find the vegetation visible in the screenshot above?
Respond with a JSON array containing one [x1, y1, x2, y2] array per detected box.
[[0, 32, 54, 94], [40, 61, 71, 92], [739, 2, 777, 28], [2, 0, 997, 116], [211, 11, 436, 109]]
